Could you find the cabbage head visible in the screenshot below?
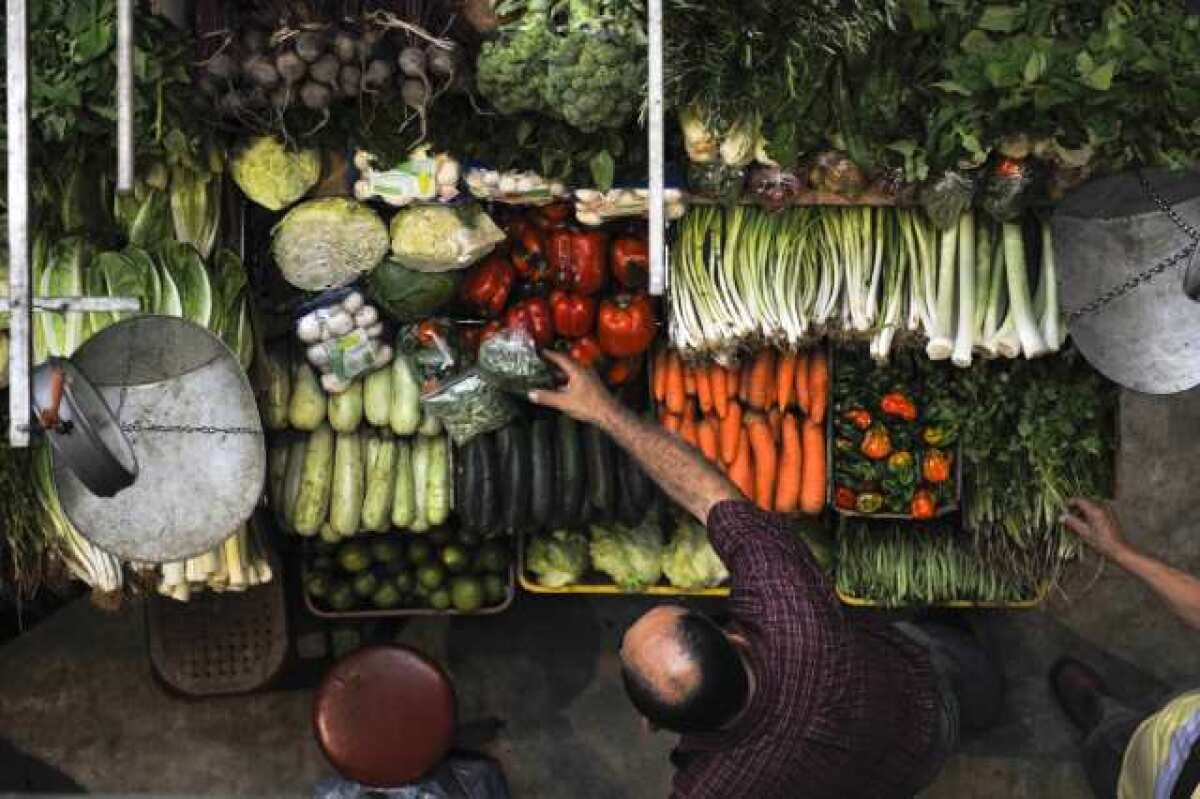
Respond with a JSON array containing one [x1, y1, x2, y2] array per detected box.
[[272, 198, 389, 291], [589, 519, 663, 591], [231, 136, 321, 212], [526, 529, 589, 588], [389, 203, 504, 272], [661, 519, 729, 590]]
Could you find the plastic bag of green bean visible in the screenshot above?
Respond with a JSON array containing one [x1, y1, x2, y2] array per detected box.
[[421, 368, 516, 446]]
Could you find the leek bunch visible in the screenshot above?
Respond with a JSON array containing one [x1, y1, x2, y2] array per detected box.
[[156, 525, 274, 602]]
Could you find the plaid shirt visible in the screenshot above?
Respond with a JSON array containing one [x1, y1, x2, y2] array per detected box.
[[669, 501, 939, 799]]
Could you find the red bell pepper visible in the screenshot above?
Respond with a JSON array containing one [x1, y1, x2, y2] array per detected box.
[[459, 255, 515, 318], [610, 236, 649, 290], [552, 230, 608, 295], [605, 355, 642, 386], [508, 220, 551, 284], [596, 293, 657, 358], [566, 335, 606, 369], [844, 408, 872, 430], [504, 297, 554, 348], [546, 229, 573, 286], [549, 289, 597, 340], [532, 202, 573, 230], [880, 392, 917, 422]]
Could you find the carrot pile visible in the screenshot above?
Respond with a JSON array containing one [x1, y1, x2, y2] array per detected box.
[[653, 347, 830, 514]]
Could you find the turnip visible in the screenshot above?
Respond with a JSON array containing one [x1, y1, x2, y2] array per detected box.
[[309, 53, 340, 85], [401, 78, 429, 111], [426, 44, 456, 80], [294, 30, 326, 63], [339, 64, 362, 97], [243, 55, 280, 89], [205, 51, 237, 81], [275, 50, 307, 85], [299, 80, 333, 111], [217, 91, 247, 116], [332, 30, 357, 63], [356, 28, 383, 61], [362, 59, 394, 91], [269, 85, 291, 111], [397, 46, 427, 80]]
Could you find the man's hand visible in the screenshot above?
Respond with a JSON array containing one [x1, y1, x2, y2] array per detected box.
[[528, 350, 620, 428], [1062, 498, 1132, 561]]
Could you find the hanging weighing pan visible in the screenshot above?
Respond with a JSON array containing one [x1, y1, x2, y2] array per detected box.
[[1053, 168, 1200, 394], [51, 316, 266, 563]]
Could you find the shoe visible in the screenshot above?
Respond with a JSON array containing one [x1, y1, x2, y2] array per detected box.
[[1050, 657, 1108, 734]]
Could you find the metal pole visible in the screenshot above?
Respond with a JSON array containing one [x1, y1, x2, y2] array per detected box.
[[7, 0, 30, 447], [116, 0, 134, 191], [647, 0, 666, 297]]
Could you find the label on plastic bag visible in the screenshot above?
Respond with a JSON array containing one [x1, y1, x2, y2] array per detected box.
[[321, 329, 379, 382]]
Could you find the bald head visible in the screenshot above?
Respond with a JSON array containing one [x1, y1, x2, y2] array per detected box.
[[619, 605, 749, 734]]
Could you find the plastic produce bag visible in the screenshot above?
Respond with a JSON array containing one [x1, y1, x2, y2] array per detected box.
[[919, 171, 975, 231], [422, 369, 517, 446], [398, 319, 461, 384], [389, 204, 505, 273], [313, 754, 511, 799], [686, 162, 745, 203], [476, 327, 554, 395]]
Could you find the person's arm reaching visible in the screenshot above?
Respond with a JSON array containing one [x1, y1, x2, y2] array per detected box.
[[1064, 497, 1200, 630], [529, 350, 741, 524]]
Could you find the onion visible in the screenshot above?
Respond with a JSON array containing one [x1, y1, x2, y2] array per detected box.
[[339, 64, 362, 96], [397, 46, 427, 79], [205, 51, 237, 81], [275, 51, 307, 85], [299, 81, 333, 111], [332, 30, 357, 63], [294, 30, 326, 64], [362, 59, 394, 91], [309, 53, 340, 86], [243, 55, 280, 89]]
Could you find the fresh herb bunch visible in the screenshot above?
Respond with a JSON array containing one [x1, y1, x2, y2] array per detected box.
[[0, 433, 63, 600]]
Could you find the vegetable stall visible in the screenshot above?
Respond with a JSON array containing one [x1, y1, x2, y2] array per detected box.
[[1, 0, 1195, 664]]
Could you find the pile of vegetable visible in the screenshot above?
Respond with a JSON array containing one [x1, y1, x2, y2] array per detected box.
[[303, 528, 511, 614], [668, 205, 1061, 367], [831, 349, 958, 518], [652, 347, 828, 516], [155, 524, 274, 602]]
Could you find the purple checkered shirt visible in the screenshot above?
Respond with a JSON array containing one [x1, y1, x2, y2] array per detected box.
[[669, 501, 939, 799]]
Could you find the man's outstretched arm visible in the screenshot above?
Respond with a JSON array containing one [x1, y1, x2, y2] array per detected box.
[[1064, 498, 1200, 630], [529, 350, 741, 525]]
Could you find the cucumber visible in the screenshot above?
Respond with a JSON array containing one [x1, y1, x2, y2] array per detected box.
[[503, 424, 530, 533], [361, 432, 397, 532], [477, 432, 498, 535], [258, 341, 291, 431], [391, 438, 415, 529], [328, 378, 364, 433], [289, 361, 326, 432], [363, 366, 393, 428], [555, 414, 584, 529], [529, 417, 556, 530], [267, 440, 289, 511], [426, 436, 451, 527], [294, 423, 334, 535], [418, 407, 443, 436], [389, 352, 420, 435], [330, 430, 365, 536], [456, 438, 481, 532], [281, 437, 308, 530], [410, 435, 431, 532], [583, 424, 614, 514]]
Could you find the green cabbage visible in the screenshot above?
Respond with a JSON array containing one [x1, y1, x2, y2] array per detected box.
[[365, 259, 459, 323], [661, 518, 728, 590], [388, 204, 505, 273], [527, 529, 590, 588], [589, 518, 663, 591], [272, 198, 389, 291], [231, 136, 321, 212]]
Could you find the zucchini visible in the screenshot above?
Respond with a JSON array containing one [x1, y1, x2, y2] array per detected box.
[[391, 439, 415, 529], [267, 440, 289, 512], [258, 341, 291, 431], [361, 432, 397, 532], [330, 430, 365, 536], [555, 414, 585, 529], [289, 361, 326, 432], [294, 423, 334, 535], [410, 435, 431, 532], [389, 352, 421, 435], [281, 436, 308, 530], [477, 432, 498, 535], [418, 407, 443, 436], [328, 378, 364, 433], [529, 417, 556, 530], [457, 438, 481, 532], [624, 452, 655, 518], [363, 366, 393, 428], [503, 424, 530, 533], [426, 435, 451, 527], [583, 424, 615, 515]]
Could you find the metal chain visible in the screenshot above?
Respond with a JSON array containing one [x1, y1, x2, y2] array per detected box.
[[119, 422, 263, 436], [1064, 171, 1200, 321]]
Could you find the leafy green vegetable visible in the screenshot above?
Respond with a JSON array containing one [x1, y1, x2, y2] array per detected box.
[[526, 529, 590, 588], [230, 137, 322, 212], [156, 241, 213, 329], [272, 198, 389, 291], [589, 518, 663, 590], [660, 517, 728, 590], [365, 259, 459, 323]]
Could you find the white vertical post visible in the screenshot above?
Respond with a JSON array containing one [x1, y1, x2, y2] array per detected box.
[[647, 0, 666, 297], [7, 0, 30, 446], [116, 0, 135, 191]]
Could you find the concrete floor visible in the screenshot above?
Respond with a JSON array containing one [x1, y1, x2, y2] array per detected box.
[[1, 386, 1198, 798]]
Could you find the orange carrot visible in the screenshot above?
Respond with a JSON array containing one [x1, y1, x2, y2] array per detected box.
[[799, 420, 826, 513], [662, 412, 682, 435], [695, 367, 714, 415], [776, 352, 796, 410], [807, 350, 829, 425], [684, 366, 697, 396], [719, 401, 743, 465], [680, 413, 699, 448], [728, 428, 755, 501], [666, 353, 686, 415], [774, 413, 803, 512], [696, 417, 719, 462], [767, 407, 783, 444], [747, 415, 777, 511], [653, 348, 668, 403], [747, 350, 775, 410], [710, 366, 729, 419], [794, 351, 811, 415]]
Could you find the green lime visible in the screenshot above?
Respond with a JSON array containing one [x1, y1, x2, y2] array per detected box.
[[369, 540, 402, 564], [482, 574, 508, 606], [457, 528, 481, 549], [372, 583, 402, 609], [475, 542, 510, 574], [417, 564, 446, 591], [393, 571, 415, 594], [450, 576, 485, 612], [407, 539, 433, 566], [337, 543, 372, 573], [304, 572, 331, 599], [326, 582, 356, 612], [441, 544, 471, 575], [352, 572, 379, 598], [429, 589, 452, 611]]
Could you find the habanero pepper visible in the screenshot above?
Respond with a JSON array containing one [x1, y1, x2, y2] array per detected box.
[[911, 489, 936, 519], [887, 450, 915, 473], [834, 485, 857, 510], [921, 426, 950, 447], [459, 255, 515, 318], [508, 220, 551, 283], [555, 230, 608, 295], [565, 336, 606, 369], [855, 492, 884, 514], [610, 235, 650, 290], [504, 297, 554, 348], [880, 392, 917, 422], [548, 289, 597, 340], [860, 425, 893, 461], [922, 449, 953, 483], [596, 293, 657, 358], [844, 408, 872, 430]]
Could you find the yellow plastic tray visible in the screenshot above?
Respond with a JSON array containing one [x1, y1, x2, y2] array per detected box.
[[834, 584, 1048, 610]]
